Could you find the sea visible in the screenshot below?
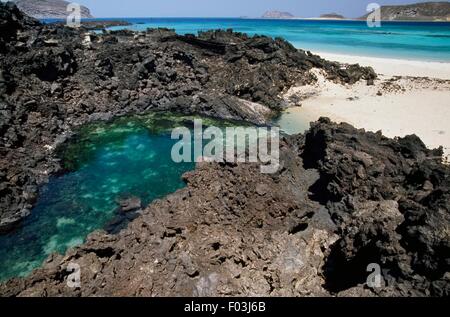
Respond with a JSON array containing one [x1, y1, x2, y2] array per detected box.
[[43, 17, 450, 62]]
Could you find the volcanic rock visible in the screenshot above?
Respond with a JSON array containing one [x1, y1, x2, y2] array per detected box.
[[0, 2, 377, 232], [1, 119, 448, 297]]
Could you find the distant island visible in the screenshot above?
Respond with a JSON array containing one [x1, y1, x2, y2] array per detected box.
[[319, 13, 345, 20], [262, 2, 450, 21], [359, 1, 450, 21], [12, 0, 93, 19], [261, 10, 295, 19]]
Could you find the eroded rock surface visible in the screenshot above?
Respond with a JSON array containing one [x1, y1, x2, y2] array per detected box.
[[1, 120, 449, 297], [303, 118, 449, 296]]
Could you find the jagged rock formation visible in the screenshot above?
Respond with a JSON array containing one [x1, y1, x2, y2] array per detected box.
[[0, 1, 40, 45], [304, 119, 449, 296], [359, 1, 450, 21], [261, 10, 295, 19], [1, 119, 448, 297], [319, 13, 345, 19], [50, 20, 132, 30], [13, 0, 93, 19], [0, 2, 376, 234]]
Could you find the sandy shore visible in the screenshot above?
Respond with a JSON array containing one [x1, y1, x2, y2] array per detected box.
[[278, 56, 450, 161], [316, 52, 450, 80]]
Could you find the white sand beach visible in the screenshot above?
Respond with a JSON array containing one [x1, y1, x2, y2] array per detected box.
[[316, 52, 450, 80], [278, 55, 450, 161]]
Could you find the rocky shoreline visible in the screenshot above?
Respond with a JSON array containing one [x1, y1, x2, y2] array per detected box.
[[0, 2, 376, 233], [1, 119, 448, 297], [48, 20, 133, 31], [0, 3, 448, 297]]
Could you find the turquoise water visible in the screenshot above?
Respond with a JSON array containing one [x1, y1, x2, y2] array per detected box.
[[94, 18, 450, 62], [0, 114, 202, 282]]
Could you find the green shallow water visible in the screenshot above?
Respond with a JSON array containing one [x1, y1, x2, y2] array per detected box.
[[0, 113, 234, 282]]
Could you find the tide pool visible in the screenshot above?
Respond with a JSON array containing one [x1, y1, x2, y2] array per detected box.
[[0, 114, 220, 282]]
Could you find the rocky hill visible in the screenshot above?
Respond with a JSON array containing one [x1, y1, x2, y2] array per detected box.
[[320, 13, 345, 19], [13, 0, 93, 19], [360, 1, 450, 21], [261, 10, 295, 19]]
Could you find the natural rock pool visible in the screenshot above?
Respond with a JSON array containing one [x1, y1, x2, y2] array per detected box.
[[0, 113, 232, 282]]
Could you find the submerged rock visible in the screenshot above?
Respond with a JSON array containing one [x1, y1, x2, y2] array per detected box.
[[118, 197, 142, 213]]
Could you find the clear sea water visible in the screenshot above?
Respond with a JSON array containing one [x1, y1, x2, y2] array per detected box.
[[0, 114, 200, 282], [0, 113, 248, 282], [79, 18, 450, 62]]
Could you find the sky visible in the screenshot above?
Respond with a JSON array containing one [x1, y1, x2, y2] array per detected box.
[[6, 0, 449, 18]]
